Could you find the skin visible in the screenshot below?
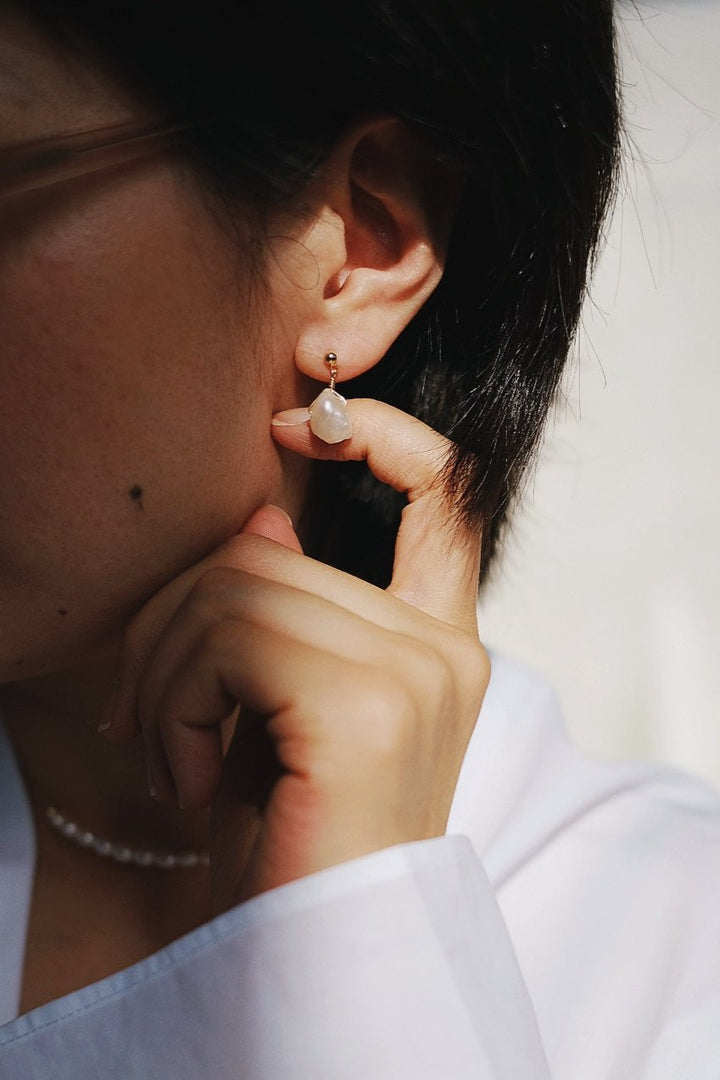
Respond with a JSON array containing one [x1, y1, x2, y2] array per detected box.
[[0, 8, 489, 1012]]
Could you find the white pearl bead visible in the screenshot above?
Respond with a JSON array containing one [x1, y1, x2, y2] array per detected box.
[[308, 388, 352, 444]]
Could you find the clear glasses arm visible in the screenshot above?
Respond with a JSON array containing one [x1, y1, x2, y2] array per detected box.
[[0, 120, 192, 201]]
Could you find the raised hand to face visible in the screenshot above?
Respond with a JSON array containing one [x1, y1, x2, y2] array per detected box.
[[102, 399, 489, 912]]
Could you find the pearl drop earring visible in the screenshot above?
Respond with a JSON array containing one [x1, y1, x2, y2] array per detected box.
[[307, 352, 353, 444]]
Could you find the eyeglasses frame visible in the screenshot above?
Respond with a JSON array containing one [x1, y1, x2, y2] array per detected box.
[[0, 118, 195, 202]]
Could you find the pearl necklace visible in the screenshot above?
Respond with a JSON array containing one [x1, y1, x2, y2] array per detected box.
[[45, 806, 210, 870]]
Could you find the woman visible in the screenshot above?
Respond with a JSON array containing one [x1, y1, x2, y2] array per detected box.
[[1, 1, 718, 1077]]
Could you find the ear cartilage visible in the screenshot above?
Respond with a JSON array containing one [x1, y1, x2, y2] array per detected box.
[[307, 352, 353, 444]]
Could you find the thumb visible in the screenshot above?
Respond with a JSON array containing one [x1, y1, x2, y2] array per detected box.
[[240, 503, 304, 553]]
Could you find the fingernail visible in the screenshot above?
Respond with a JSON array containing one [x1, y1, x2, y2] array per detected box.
[[266, 503, 294, 528], [146, 758, 157, 799], [271, 407, 311, 427], [98, 678, 120, 733]]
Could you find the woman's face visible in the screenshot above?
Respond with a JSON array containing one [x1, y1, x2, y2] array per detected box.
[[0, 9, 311, 682]]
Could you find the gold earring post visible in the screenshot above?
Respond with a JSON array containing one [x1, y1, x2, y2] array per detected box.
[[325, 352, 338, 391]]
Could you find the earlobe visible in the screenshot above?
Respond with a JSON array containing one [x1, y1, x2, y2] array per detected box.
[[293, 117, 464, 382]]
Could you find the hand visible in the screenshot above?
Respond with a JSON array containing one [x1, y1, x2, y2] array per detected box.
[[103, 399, 489, 911]]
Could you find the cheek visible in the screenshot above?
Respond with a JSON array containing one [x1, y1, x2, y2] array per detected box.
[[0, 169, 281, 679]]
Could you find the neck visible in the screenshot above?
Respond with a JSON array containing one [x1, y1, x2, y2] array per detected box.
[[2, 652, 214, 1008], [1, 651, 210, 855]]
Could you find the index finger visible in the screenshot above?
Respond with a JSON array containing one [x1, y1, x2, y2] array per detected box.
[[271, 398, 482, 633]]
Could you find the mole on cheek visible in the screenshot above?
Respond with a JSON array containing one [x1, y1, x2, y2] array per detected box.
[[57, 608, 68, 617], [129, 484, 145, 510]]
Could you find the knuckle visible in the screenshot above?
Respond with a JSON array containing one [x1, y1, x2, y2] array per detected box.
[[400, 636, 456, 705], [354, 668, 417, 758], [418, 452, 453, 502], [188, 566, 261, 622], [200, 617, 245, 661], [442, 626, 490, 678], [453, 636, 491, 714], [462, 637, 491, 690], [189, 566, 239, 608]]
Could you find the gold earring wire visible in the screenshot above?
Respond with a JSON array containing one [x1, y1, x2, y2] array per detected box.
[[326, 352, 338, 391], [307, 352, 353, 444]]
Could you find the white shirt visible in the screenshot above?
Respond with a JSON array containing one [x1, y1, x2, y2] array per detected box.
[[0, 654, 719, 1078]]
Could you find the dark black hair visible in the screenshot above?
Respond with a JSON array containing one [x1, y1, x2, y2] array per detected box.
[[14, 0, 621, 589]]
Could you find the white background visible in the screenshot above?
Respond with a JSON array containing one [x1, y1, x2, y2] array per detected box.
[[479, 0, 720, 789]]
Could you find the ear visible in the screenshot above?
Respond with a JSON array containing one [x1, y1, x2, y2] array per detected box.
[[272, 116, 464, 383]]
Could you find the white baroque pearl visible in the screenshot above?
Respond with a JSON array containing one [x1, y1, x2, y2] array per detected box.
[[308, 387, 353, 444]]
